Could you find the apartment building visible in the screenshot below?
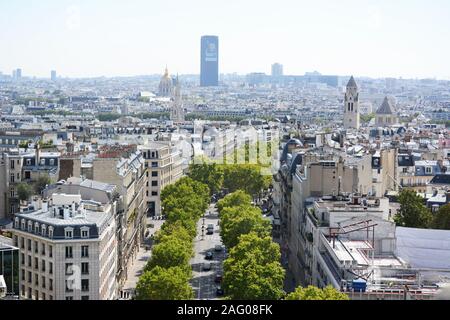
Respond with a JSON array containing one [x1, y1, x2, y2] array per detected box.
[[138, 142, 183, 216], [0, 147, 60, 220], [12, 191, 118, 300]]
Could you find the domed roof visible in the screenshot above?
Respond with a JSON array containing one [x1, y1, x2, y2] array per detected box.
[[160, 67, 172, 83]]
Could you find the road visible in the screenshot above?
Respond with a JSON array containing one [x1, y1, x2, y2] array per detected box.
[[190, 203, 225, 300]]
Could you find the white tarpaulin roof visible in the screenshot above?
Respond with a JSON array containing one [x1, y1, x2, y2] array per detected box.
[[396, 227, 450, 270]]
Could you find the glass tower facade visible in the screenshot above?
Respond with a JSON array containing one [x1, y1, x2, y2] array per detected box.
[[0, 242, 20, 297], [200, 35, 219, 87]]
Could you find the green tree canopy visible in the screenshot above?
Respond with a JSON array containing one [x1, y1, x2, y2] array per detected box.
[[432, 204, 450, 230], [220, 205, 271, 248], [223, 232, 285, 300], [136, 266, 194, 300], [188, 162, 224, 196], [145, 237, 193, 273], [156, 220, 194, 245], [217, 190, 252, 214], [17, 183, 33, 202], [222, 165, 268, 196], [285, 286, 349, 300], [394, 190, 433, 228]]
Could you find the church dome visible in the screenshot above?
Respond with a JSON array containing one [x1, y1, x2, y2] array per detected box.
[[159, 67, 173, 97]]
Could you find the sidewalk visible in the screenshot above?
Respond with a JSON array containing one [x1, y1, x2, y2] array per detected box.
[[122, 218, 165, 294]]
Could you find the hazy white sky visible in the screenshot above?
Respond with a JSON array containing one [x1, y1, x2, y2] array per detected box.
[[1, 0, 450, 79]]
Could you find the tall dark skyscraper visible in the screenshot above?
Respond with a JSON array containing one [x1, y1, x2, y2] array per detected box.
[[200, 35, 219, 87]]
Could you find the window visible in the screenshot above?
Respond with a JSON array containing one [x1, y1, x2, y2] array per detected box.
[[26, 159, 31, 166], [49, 159, 55, 166], [34, 241, 38, 253], [40, 158, 45, 166], [65, 280, 74, 293], [28, 221, 32, 232], [10, 188, 15, 198], [41, 259, 46, 272], [42, 276, 46, 289], [81, 296, 90, 300], [21, 269, 25, 281], [35, 290, 39, 300], [66, 297, 73, 300], [65, 263, 73, 275], [28, 271, 32, 283], [10, 160, 15, 169], [21, 220, 25, 230], [49, 295, 53, 300], [151, 181, 158, 187], [65, 228, 74, 239], [151, 162, 158, 168], [49, 245, 53, 257], [28, 288, 32, 299], [81, 279, 89, 292], [14, 235, 18, 247], [81, 227, 89, 239], [81, 262, 89, 275], [49, 262, 53, 275], [15, 218, 19, 229], [35, 223, 39, 234], [48, 227, 54, 239], [34, 257, 38, 270], [403, 167, 408, 173], [41, 243, 46, 255], [25, 171, 31, 180], [81, 246, 89, 258], [152, 191, 158, 196], [65, 246, 73, 259], [28, 255, 31, 267], [10, 173, 15, 183], [42, 293, 46, 300], [21, 253, 25, 265], [426, 167, 432, 174], [20, 237, 24, 249], [35, 274, 39, 286], [49, 279, 53, 290], [41, 225, 46, 237], [27, 239, 31, 251], [151, 171, 158, 177]]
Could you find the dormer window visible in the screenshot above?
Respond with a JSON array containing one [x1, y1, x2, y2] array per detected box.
[[425, 167, 432, 174], [28, 221, 32, 232], [40, 158, 45, 166], [34, 222, 40, 234], [26, 159, 31, 166], [41, 225, 47, 237], [15, 217, 19, 229], [21, 219, 26, 230], [81, 227, 90, 239], [48, 227, 54, 239], [49, 159, 55, 166], [64, 227, 74, 239]]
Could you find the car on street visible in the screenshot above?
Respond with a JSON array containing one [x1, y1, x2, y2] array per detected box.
[[202, 263, 212, 271], [205, 251, 213, 260], [207, 224, 214, 230], [206, 229, 214, 235], [216, 286, 224, 296], [214, 245, 223, 252]]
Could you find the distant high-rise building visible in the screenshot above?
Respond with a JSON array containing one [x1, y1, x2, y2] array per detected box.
[[171, 76, 185, 122], [200, 35, 219, 87], [343, 76, 360, 130], [271, 63, 283, 77], [16, 69, 22, 79], [51, 70, 57, 81]]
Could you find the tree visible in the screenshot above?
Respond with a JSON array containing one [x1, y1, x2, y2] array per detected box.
[[217, 190, 252, 214], [188, 162, 224, 196], [223, 232, 285, 300], [17, 183, 33, 202], [432, 204, 450, 230], [136, 266, 194, 300], [220, 205, 271, 248], [145, 236, 192, 273], [34, 175, 52, 195], [394, 190, 433, 228], [222, 165, 268, 196], [156, 220, 194, 245], [285, 286, 349, 300]]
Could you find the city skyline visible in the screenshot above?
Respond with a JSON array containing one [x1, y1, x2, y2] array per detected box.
[[1, 0, 450, 79]]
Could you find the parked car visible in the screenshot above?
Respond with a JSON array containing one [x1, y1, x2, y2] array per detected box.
[[202, 263, 212, 271], [206, 229, 214, 235], [216, 286, 224, 296], [205, 251, 213, 260], [214, 245, 223, 252], [215, 274, 223, 284], [207, 224, 214, 230]]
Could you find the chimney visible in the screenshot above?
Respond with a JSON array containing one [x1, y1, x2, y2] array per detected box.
[[42, 201, 48, 212], [36, 143, 41, 165]]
